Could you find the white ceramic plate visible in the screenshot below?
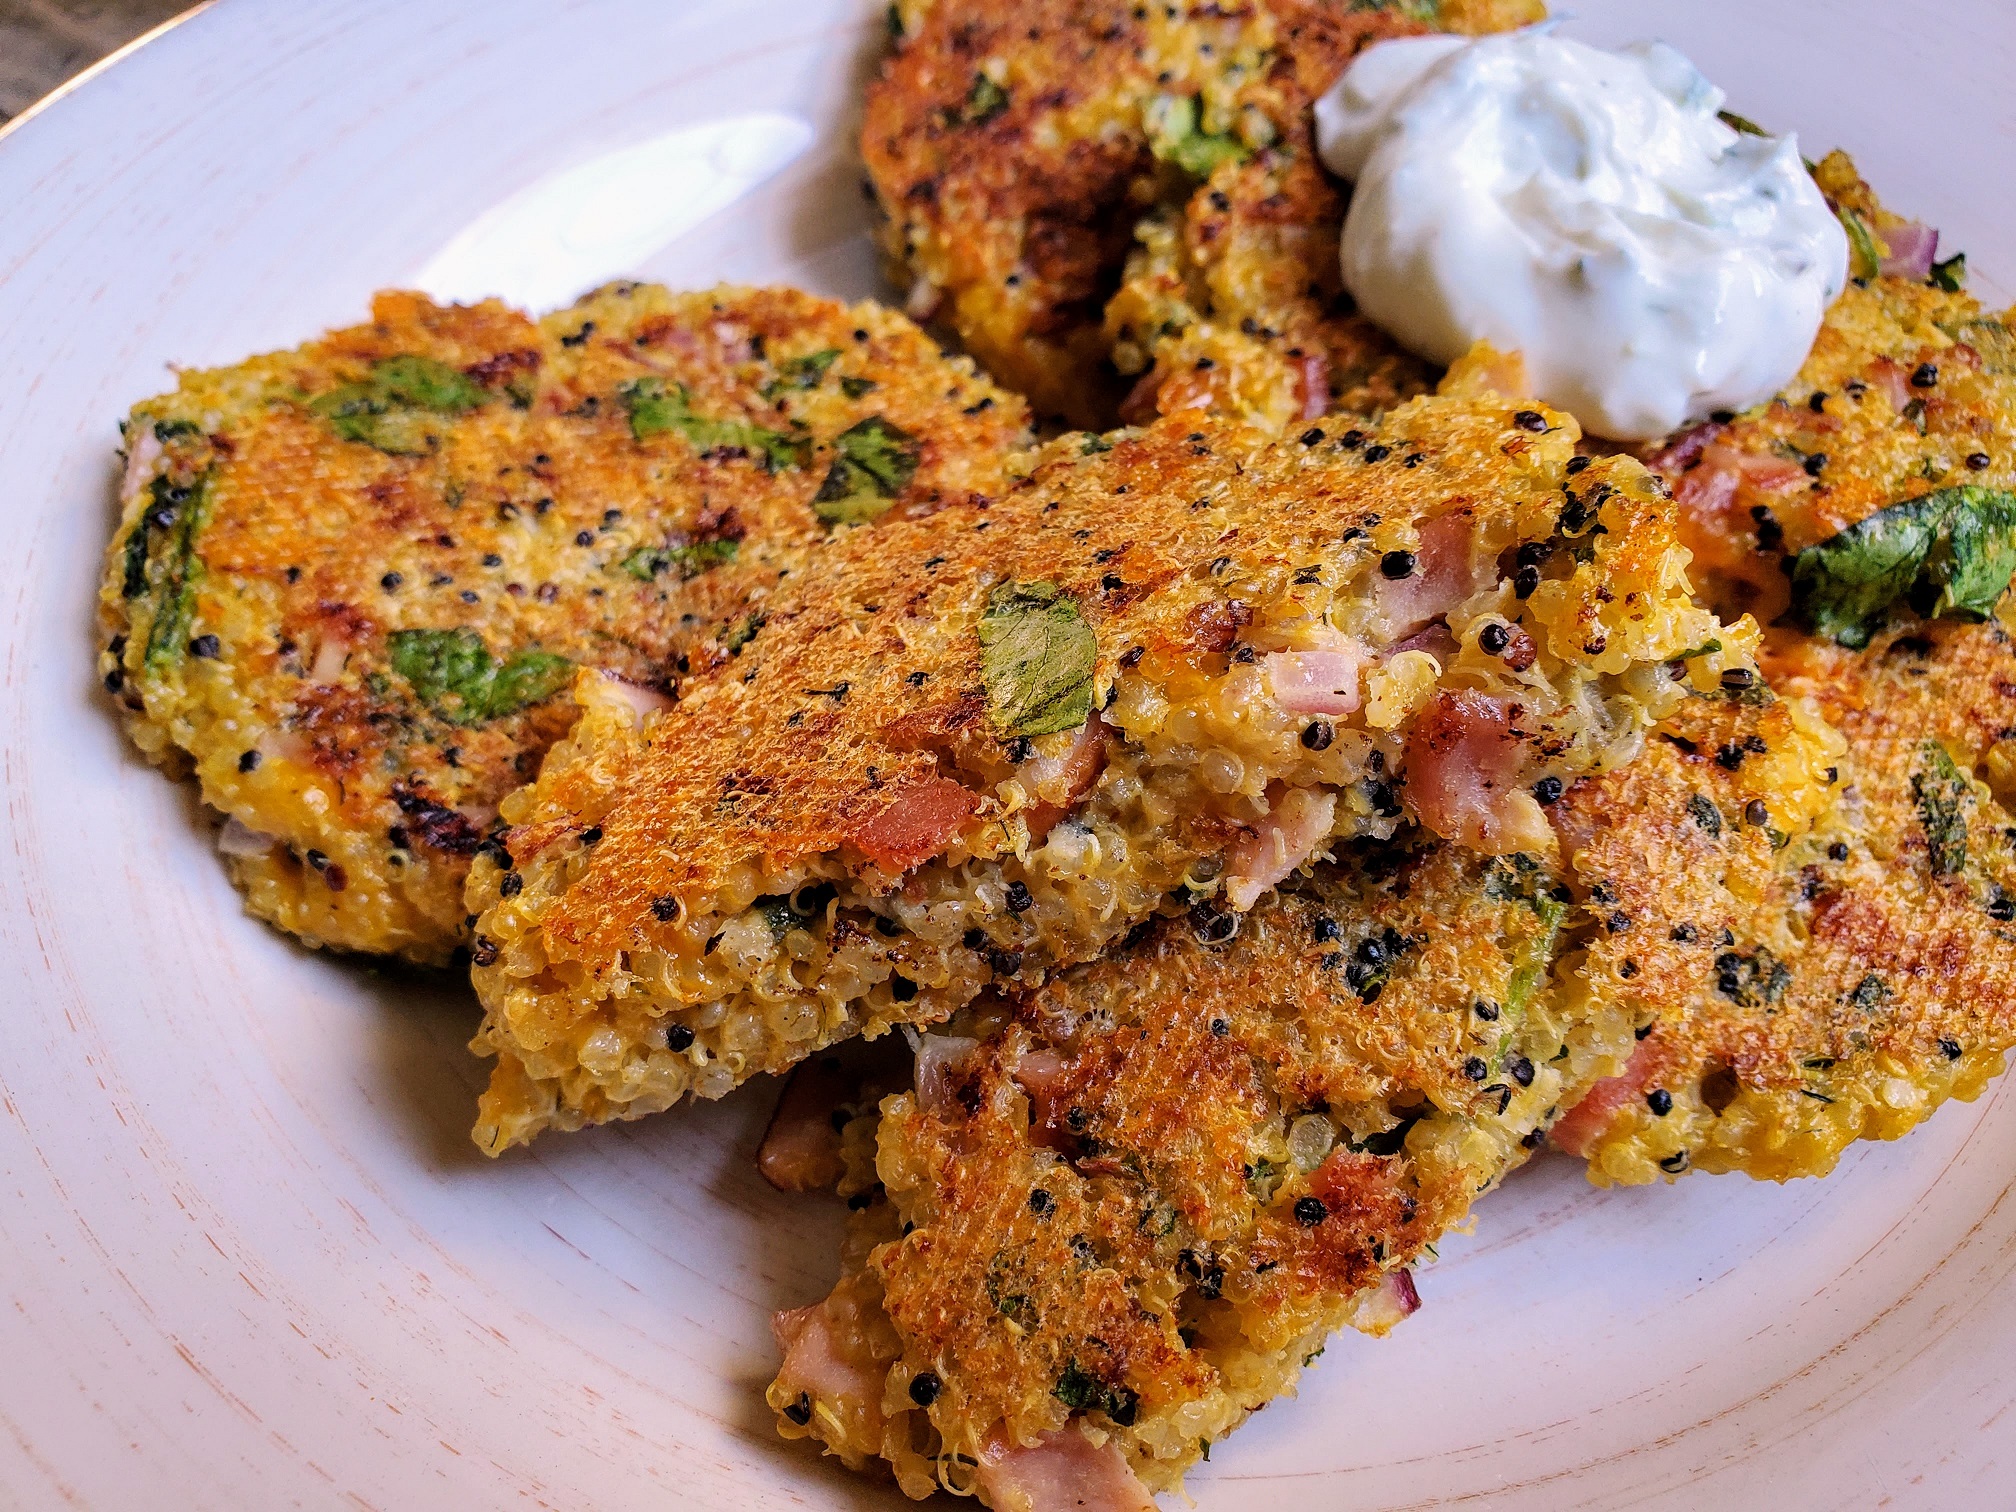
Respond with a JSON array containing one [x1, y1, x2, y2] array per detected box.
[[3, 3, 2014, 1507]]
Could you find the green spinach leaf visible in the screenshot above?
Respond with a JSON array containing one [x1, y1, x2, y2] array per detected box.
[[388, 629, 572, 725], [760, 348, 842, 400], [1789, 486, 2016, 648], [1911, 740, 1970, 877], [620, 538, 739, 581], [1144, 92, 1248, 180], [621, 377, 808, 471], [979, 580, 1096, 737], [310, 355, 488, 455], [812, 416, 922, 525], [139, 473, 214, 672]]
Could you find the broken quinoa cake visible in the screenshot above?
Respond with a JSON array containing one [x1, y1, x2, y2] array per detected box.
[[98, 282, 1028, 962], [464, 386, 1756, 1150]]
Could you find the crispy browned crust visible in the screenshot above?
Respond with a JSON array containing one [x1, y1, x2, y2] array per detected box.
[[1559, 624, 2016, 1182], [469, 393, 1745, 1146], [768, 843, 1636, 1497], [97, 283, 1029, 962], [862, 0, 1539, 427]]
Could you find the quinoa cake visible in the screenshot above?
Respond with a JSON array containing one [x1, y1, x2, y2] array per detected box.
[[862, 0, 1541, 428], [465, 387, 1757, 1151], [1552, 625, 2016, 1183], [99, 282, 1029, 964], [1546, 159, 2016, 1181], [760, 843, 1641, 1503]]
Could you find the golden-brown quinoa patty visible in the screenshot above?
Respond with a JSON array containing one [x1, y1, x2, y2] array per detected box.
[[466, 389, 1752, 1150], [99, 283, 1029, 963], [765, 842, 1636, 1502]]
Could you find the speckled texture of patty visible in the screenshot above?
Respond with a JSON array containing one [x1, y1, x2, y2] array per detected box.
[[1546, 157, 2016, 1181], [98, 284, 1031, 964], [466, 391, 1752, 1151], [764, 843, 1636, 1502], [863, 0, 1541, 428]]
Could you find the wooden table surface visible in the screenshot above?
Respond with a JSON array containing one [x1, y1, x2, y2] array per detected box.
[[1, 0, 191, 123]]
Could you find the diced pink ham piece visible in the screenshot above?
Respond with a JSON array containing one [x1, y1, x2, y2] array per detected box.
[[771, 1303, 882, 1415], [851, 777, 980, 873], [1017, 715, 1111, 841], [1549, 1041, 1659, 1158], [1869, 358, 1915, 415], [915, 1034, 982, 1117], [1402, 690, 1544, 854], [1266, 643, 1366, 717], [1373, 511, 1490, 638], [1225, 788, 1337, 910], [756, 1059, 849, 1193], [976, 1427, 1156, 1512]]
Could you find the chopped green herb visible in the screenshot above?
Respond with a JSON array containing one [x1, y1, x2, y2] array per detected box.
[[1504, 892, 1565, 1016], [839, 375, 878, 399], [140, 473, 214, 672], [813, 416, 922, 525], [620, 538, 739, 581], [1715, 944, 1792, 1007], [1717, 109, 1769, 136], [1675, 638, 1722, 660], [1845, 973, 1890, 1011], [151, 418, 203, 442], [621, 377, 807, 470], [979, 580, 1097, 737], [310, 355, 488, 454], [1144, 92, 1249, 179], [1053, 1361, 1137, 1424], [761, 348, 842, 399], [1079, 433, 1113, 455], [1839, 209, 1883, 283], [1929, 251, 1968, 293], [1911, 740, 1970, 877], [1789, 486, 2016, 647], [387, 628, 572, 725], [962, 74, 1009, 125], [722, 612, 766, 655]]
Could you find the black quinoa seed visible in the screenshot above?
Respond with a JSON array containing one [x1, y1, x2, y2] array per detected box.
[[188, 634, 221, 659], [1380, 549, 1417, 579], [470, 936, 499, 967], [1300, 427, 1325, 445], [1990, 896, 2016, 923], [1647, 1088, 1674, 1116], [1803, 453, 1827, 477], [1940, 1037, 1963, 1060], [1362, 444, 1390, 463], [1827, 842, 1850, 862], [1514, 564, 1541, 599], [651, 895, 680, 922], [1968, 452, 1993, 471], [381, 571, 403, 590], [237, 749, 260, 773], [1532, 775, 1564, 805], [1720, 667, 1755, 690], [1027, 1189, 1055, 1217], [1479, 622, 1510, 656], [1513, 409, 1547, 432], [1004, 880, 1034, 913], [907, 1371, 943, 1407], [988, 947, 1025, 976], [1301, 719, 1334, 751], [1463, 1057, 1488, 1081], [1744, 799, 1769, 827], [575, 530, 594, 546], [1509, 1055, 1535, 1087], [1911, 362, 1939, 388], [1474, 1001, 1499, 1020], [1660, 1151, 1690, 1173], [1565, 455, 1590, 474], [579, 825, 603, 845], [666, 1024, 696, 1051], [1293, 1196, 1329, 1226], [783, 1393, 812, 1425], [499, 872, 523, 898]]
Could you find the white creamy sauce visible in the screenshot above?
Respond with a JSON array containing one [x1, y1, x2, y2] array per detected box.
[[1314, 30, 1847, 441]]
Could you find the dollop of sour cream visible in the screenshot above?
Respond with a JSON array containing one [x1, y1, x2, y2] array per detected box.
[[1314, 30, 1847, 441]]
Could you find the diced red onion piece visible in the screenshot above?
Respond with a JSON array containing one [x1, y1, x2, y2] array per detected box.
[[216, 816, 279, 858], [915, 1034, 981, 1116], [1878, 221, 1938, 280]]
